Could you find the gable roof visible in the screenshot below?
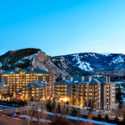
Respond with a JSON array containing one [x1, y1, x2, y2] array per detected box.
[[0, 68, 49, 74]]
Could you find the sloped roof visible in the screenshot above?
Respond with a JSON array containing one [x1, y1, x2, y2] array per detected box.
[[55, 76, 106, 85], [0, 68, 49, 74], [0, 82, 7, 87], [23, 81, 48, 88]]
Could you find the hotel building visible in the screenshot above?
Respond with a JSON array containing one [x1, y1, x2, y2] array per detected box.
[[0, 67, 55, 97], [55, 76, 116, 110], [22, 81, 53, 101], [0, 82, 8, 100]]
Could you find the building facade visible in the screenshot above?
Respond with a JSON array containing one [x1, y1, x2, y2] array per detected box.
[[55, 80, 71, 104], [55, 76, 116, 110], [22, 81, 54, 101], [0, 82, 8, 100], [0, 67, 55, 97]]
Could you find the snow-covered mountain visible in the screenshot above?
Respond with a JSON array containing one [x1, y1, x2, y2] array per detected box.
[[53, 52, 125, 73], [1, 49, 125, 77], [0, 48, 68, 77]]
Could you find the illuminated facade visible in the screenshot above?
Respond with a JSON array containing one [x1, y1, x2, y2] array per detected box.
[[55, 81, 70, 104], [0, 67, 55, 97], [22, 81, 53, 101], [0, 82, 8, 100], [55, 76, 116, 110]]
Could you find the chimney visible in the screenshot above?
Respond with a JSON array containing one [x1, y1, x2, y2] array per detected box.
[[30, 67, 34, 71], [81, 76, 84, 82], [70, 76, 73, 82], [62, 77, 65, 81], [48, 68, 53, 73], [106, 76, 110, 83], [15, 67, 19, 72], [0, 70, 5, 73], [89, 76, 92, 82]]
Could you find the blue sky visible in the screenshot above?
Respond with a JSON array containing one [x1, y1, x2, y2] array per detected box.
[[0, 0, 125, 56]]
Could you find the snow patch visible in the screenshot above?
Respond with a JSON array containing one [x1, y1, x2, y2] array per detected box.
[[89, 53, 98, 59], [71, 54, 93, 71], [78, 61, 93, 71], [111, 56, 124, 64], [15, 52, 39, 65], [101, 53, 110, 56], [0, 62, 2, 67]]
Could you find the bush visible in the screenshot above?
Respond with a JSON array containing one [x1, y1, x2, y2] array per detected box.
[[71, 108, 78, 116], [46, 101, 53, 112]]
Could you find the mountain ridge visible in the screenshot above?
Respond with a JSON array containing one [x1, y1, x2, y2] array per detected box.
[[52, 52, 125, 74], [0, 48, 85, 77], [1, 48, 125, 77]]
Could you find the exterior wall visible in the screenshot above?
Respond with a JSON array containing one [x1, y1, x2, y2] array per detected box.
[[22, 83, 53, 101], [0, 71, 55, 96], [0, 86, 8, 95], [71, 84, 86, 107], [55, 82, 102, 109], [70, 84, 100, 108], [55, 83, 71, 104], [22, 87, 44, 101], [55, 81, 116, 110], [101, 83, 116, 110], [110, 83, 116, 109]]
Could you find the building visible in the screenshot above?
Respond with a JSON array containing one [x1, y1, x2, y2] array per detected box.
[[22, 81, 53, 101], [55, 76, 116, 110], [0, 67, 55, 97], [0, 82, 8, 100], [101, 82, 116, 109], [55, 79, 71, 104]]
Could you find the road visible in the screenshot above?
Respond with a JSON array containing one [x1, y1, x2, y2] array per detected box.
[[1, 106, 32, 114], [0, 115, 26, 125]]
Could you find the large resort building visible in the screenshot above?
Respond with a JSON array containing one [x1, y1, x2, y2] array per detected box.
[[0, 67, 55, 100], [22, 81, 54, 101], [55, 76, 116, 110], [0, 67, 116, 110], [0, 82, 8, 100]]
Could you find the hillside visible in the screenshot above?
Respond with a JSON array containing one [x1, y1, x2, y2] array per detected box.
[[53, 52, 125, 75], [0, 48, 84, 77], [1, 49, 125, 77]]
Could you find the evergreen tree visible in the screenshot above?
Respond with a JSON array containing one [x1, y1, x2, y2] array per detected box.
[[116, 85, 123, 108]]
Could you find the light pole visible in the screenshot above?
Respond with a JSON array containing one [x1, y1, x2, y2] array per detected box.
[[27, 108, 30, 125], [37, 108, 42, 125]]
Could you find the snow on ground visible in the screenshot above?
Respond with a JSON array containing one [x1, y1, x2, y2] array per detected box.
[[15, 60, 25, 65], [19, 110, 116, 125], [44, 111, 117, 125], [15, 52, 39, 65], [90, 53, 99, 59], [72, 54, 93, 71], [88, 53, 98, 59], [23, 52, 39, 61], [111, 56, 124, 64], [101, 53, 111, 56], [78, 61, 93, 71], [0, 62, 2, 67], [19, 115, 52, 123]]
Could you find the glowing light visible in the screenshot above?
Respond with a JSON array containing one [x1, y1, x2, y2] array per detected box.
[[59, 97, 69, 102]]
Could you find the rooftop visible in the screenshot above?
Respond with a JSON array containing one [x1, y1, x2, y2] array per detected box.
[[0, 68, 50, 75], [22, 81, 48, 88], [55, 76, 107, 85]]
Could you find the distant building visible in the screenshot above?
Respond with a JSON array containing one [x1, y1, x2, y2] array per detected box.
[[55, 76, 116, 110], [0, 67, 55, 96]]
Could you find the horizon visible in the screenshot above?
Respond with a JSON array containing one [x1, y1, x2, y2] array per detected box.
[[0, 0, 125, 56], [1, 47, 125, 57]]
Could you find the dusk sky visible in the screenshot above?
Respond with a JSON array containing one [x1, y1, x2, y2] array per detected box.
[[0, 0, 125, 56]]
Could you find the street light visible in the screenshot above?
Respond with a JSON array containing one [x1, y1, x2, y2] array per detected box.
[[37, 108, 42, 125]]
